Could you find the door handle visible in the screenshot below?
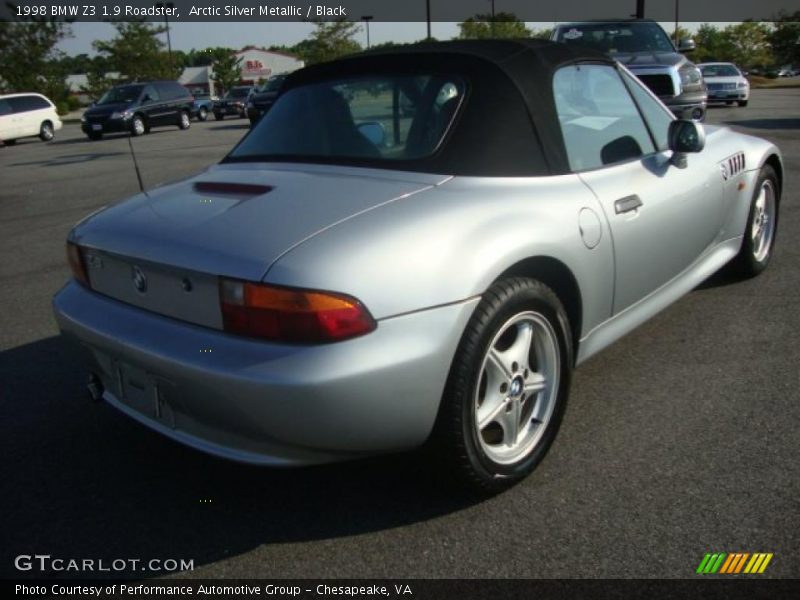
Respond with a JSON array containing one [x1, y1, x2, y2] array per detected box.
[[614, 194, 643, 215]]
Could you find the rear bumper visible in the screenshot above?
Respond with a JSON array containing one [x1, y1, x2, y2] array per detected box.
[[52, 281, 477, 465]]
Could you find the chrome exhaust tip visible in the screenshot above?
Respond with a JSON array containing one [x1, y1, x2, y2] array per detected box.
[[87, 373, 104, 402]]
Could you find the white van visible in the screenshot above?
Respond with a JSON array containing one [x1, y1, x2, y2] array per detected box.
[[0, 93, 63, 145]]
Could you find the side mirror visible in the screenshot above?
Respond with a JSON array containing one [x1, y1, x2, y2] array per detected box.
[[678, 38, 696, 52], [358, 122, 386, 147], [668, 120, 705, 168]]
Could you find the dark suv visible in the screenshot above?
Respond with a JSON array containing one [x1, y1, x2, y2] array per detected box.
[[552, 20, 707, 121], [213, 86, 253, 120], [81, 81, 194, 140], [246, 74, 287, 126]]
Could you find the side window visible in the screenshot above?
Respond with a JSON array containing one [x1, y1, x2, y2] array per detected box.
[[29, 95, 51, 110], [619, 68, 673, 151], [173, 83, 191, 99], [0, 99, 13, 115], [553, 64, 656, 171], [142, 85, 160, 102], [7, 95, 38, 113]]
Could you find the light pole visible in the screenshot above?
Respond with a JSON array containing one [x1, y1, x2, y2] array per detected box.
[[426, 0, 431, 40], [489, 0, 496, 37], [155, 2, 174, 72], [361, 15, 373, 49], [674, 0, 680, 46]]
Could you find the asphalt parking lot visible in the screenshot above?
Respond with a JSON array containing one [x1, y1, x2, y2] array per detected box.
[[1, 89, 798, 580]]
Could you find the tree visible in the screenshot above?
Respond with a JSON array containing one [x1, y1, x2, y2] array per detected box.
[[187, 46, 236, 67], [692, 23, 732, 63], [210, 52, 242, 94], [93, 21, 179, 82], [458, 12, 532, 39], [769, 11, 800, 66], [530, 27, 553, 40], [300, 20, 362, 65], [721, 21, 773, 70], [0, 18, 71, 103]]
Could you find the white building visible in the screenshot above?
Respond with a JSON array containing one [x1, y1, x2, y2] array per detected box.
[[179, 46, 304, 96]]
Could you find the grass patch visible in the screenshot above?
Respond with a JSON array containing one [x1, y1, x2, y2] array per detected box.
[[748, 76, 800, 89]]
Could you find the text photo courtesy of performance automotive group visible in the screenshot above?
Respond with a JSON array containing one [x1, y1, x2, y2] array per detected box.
[[1, 0, 799, 593]]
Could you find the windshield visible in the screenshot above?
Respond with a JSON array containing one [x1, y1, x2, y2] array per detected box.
[[225, 87, 250, 99], [556, 22, 675, 54], [701, 64, 741, 77], [228, 74, 465, 163], [97, 85, 143, 105], [258, 76, 285, 93]]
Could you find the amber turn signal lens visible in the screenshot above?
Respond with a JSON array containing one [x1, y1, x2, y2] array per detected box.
[[66, 242, 89, 287]]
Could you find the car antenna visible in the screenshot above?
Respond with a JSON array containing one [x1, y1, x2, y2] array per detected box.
[[127, 136, 146, 194]]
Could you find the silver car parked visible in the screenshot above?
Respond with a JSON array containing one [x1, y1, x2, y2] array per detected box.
[[53, 40, 783, 491]]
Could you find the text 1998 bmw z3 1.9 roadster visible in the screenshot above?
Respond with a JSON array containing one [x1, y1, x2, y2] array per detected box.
[[53, 40, 782, 491]]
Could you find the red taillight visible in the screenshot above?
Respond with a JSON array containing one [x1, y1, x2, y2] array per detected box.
[[219, 279, 376, 343], [66, 242, 89, 287]]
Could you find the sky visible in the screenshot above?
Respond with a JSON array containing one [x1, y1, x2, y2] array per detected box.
[[56, 21, 719, 57]]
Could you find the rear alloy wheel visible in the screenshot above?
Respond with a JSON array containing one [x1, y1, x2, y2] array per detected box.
[[178, 110, 191, 130], [39, 121, 54, 141], [730, 164, 779, 278], [434, 278, 572, 492], [130, 115, 146, 137], [197, 106, 208, 121]]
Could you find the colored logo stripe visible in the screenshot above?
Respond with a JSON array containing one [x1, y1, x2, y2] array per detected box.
[[697, 552, 773, 574]]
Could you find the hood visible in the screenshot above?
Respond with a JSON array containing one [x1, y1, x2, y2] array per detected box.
[[614, 51, 688, 69], [84, 102, 134, 117], [70, 163, 447, 281]]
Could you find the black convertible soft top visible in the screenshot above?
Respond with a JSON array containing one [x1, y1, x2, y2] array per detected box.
[[279, 40, 616, 176]]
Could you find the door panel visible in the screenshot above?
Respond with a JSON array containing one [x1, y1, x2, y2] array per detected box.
[[579, 151, 723, 313]]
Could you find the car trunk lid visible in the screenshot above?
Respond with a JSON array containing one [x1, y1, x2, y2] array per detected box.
[[71, 163, 445, 327]]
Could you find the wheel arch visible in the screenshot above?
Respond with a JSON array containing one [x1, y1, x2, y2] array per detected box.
[[494, 256, 583, 363], [764, 153, 783, 201]]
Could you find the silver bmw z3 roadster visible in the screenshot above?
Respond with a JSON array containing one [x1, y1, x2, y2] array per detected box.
[[53, 40, 783, 490]]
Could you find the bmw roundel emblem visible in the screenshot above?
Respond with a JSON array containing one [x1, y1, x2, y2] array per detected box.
[[132, 265, 148, 294]]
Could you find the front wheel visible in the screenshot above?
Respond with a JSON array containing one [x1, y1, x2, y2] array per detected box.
[[178, 110, 191, 130], [729, 164, 779, 278], [433, 277, 573, 492], [130, 115, 146, 137], [39, 121, 54, 141], [197, 106, 208, 121]]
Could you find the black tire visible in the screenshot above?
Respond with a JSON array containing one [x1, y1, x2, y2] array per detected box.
[[87, 132, 102, 141], [729, 164, 780, 278], [39, 121, 55, 141], [178, 109, 191, 130], [197, 106, 208, 121], [4, 139, 17, 146], [130, 114, 146, 137], [432, 277, 573, 492], [738, 100, 749, 107], [214, 112, 224, 121]]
